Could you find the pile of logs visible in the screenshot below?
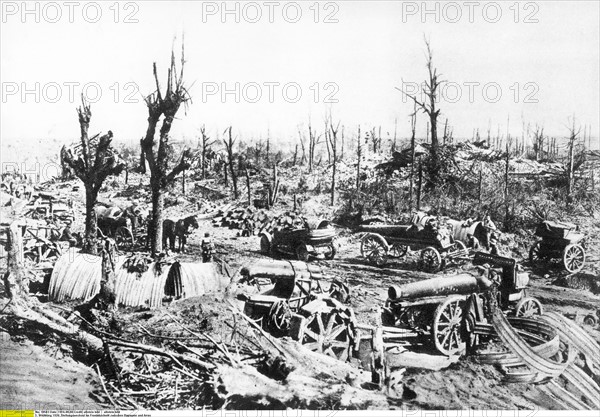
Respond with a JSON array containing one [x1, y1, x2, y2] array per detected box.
[[212, 207, 308, 237]]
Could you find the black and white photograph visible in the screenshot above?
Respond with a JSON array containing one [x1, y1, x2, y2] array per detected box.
[[0, 0, 599, 414]]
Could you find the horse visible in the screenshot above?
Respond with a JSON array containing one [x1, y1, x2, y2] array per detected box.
[[162, 215, 199, 253], [96, 204, 142, 239]]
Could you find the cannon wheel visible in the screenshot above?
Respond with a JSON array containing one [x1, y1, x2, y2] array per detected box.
[[529, 241, 543, 264], [515, 297, 543, 318], [299, 307, 354, 361], [260, 234, 271, 254], [420, 247, 442, 272], [432, 296, 465, 356], [361, 234, 388, 267], [389, 243, 408, 258], [115, 226, 134, 251], [324, 243, 337, 260], [563, 244, 585, 273], [296, 243, 310, 262]]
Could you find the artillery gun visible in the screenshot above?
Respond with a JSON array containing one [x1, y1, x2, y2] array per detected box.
[[381, 252, 542, 356], [359, 213, 467, 271]]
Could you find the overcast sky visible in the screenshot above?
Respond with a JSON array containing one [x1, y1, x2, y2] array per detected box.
[[1, 0, 599, 149]]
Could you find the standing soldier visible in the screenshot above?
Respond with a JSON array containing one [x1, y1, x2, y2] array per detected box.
[[201, 232, 214, 263]]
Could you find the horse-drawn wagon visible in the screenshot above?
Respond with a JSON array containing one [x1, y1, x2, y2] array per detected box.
[[381, 252, 542, 356], [239, 260, 355, 361], [529, 220, 586, 273], [96, 204, 146, 251], [260, 219, 337, 262], [359, 214, 467, 271]]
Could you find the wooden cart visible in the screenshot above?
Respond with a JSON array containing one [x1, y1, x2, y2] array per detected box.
[[529, 220, 586, 273]]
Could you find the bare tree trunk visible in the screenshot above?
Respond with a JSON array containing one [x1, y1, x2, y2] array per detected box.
[[356, 125, 362, 190], [246, 169, 251, 206], [182, 169, 186, 195], [3, 221, 27, 299], [84, 188, 98, 255], [409, 110, 416, 211], [416, 158, 423, 211], [150, 185, 164, 255], [225, 127, 239, 199], [478, 161, 483, 207]]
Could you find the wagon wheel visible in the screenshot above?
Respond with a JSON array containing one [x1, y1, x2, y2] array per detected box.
[[260, 234, 271, 255], [361, 234, 388, 267], [454, 240, 467, 252], [529, 241, 543, 264], [563, 244, 585, 273], [420, 247, 442, 273], [432, 296, 465, 356], [324, 243, 337, 260], [389, 243, 408, 258], [266, 300, 292, 335], [515, 297, 543, 318], [115, 226, 134, 251], [295, 243, 310, 262], [299, 307, 354, 361], [583, 314, 597, 327]]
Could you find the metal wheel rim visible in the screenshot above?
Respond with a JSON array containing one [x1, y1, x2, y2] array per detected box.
[[390, 243, 408, 258], [563, 244, 585, 273], [301, 310, 352, 361]]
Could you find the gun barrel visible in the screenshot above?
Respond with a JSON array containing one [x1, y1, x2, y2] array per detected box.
[[388, 273, 490, 300]]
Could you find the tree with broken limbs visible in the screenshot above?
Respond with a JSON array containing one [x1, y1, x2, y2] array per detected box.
[[141, 48, 193, 255], [61, 96, 124, 255], [397, 37, 443, 187]]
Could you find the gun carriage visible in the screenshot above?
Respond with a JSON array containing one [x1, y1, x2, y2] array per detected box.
[[381, 252, 543, 356], [359, 214, 467, 272]]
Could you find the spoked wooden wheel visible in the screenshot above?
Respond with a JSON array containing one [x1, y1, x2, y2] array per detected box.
[[299, 308, 354, 361], [563, 244, 585, 273], [361, 234, 388, 267], [296, 243, 310, 262], [328, 280, 350, 303], [389, 243, 408, 258], [515, 297, 543, 318], [420, 247, 442, 272], [115, 226, 134, 251], [432, 296, 465, 356], [529, 241, 543, 264]]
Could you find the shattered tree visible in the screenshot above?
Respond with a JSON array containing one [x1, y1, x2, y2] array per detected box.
[[61, 96, 124, 254], [223, 126, 239, 199], [398, 37, 443, 186], [141, 47, 193, 255]]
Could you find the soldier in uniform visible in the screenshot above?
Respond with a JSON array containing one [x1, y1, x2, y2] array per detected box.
[[201, 232, 214, 263]]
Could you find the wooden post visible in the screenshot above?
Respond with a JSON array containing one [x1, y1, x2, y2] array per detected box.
[[356, 125, 362, 190]]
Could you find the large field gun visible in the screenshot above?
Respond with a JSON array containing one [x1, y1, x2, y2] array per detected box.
[[359, 214, 467, 271], [381, 253, 542, 356], [529, 220, 586, 273]]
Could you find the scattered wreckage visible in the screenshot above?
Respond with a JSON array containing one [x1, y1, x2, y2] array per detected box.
[[530, 220, 587, 273], [359, 212, 468, 271], [239, 260, 357, 361]]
